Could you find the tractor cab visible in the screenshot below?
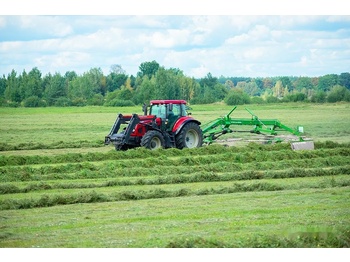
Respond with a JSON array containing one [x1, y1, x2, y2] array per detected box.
[[147, 100, 188, 131]]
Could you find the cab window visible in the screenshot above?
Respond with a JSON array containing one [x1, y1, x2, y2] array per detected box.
[[180, 104, 187, 116], [150, 104, 166, 118], [171, 104, 181, 117]]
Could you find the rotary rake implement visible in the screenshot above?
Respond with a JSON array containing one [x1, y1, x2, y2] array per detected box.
[[201, 106, 314, 150]]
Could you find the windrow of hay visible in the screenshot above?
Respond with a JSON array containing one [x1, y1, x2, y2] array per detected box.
[[1, 165, 350, 194], [1, 143, 349, 167], [165, 228, 350, 248], [0, 140, 103, 151], [1, 175, 350, 210]]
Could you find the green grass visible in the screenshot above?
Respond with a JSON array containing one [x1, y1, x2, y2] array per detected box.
[[0, 103, 350, 247], [1, 103, 350, 152], [1, 188, 349, 247]]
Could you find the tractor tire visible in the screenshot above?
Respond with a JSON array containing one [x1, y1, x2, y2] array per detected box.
[[141, 130, 165, 150], [175, 122, 203, 149]]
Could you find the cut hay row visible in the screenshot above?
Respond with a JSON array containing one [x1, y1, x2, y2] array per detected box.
[[1, 165, 350, 195], [1, 175, 349, 210], [1, 141, 349, 210], [0, 140, 104, 152], [1, 142, 349, 167], [0, 155, 349, 182]]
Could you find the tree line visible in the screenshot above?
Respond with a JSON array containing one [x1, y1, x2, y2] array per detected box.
[[1, 60, 350, 107]]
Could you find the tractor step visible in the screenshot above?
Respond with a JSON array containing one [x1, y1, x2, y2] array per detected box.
[[290, 141, 315, 151]]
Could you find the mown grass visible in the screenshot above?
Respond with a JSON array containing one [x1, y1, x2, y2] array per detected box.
[[1, 175, 350, 210], [1, 187, 349, 247], [0, 141, 349, 166], [0, 103, 349, 248], [0, 144, 349, 184], [0, 103, 350, 151]]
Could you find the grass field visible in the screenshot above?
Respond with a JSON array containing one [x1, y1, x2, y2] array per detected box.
[[0, 102, 350, 248]]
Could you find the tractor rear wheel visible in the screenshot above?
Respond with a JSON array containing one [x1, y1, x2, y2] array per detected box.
[[141, 130, 165, 150], [175, 122, 203, 149]]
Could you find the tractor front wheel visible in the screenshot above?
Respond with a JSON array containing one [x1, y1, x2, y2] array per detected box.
[[141, 130, 165, 150], [176, 122, 203, 149]]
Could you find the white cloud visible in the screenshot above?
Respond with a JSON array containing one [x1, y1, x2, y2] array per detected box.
[[1, 15, 350, 78], [191, 64, 210, 78], [326, 16, 350, 22], [140, 29, 191, 49], [34, 52, 91, 70], [0, 17, 6, 28], [242, 47, 266, 60], [0, 41, 22, 52], [224, 34, 249, 45], [18, 16, 73, 37], [249, 25, 270, 39]]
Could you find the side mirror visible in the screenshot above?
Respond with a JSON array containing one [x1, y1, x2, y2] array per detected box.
[[169, 103, 173, 111]]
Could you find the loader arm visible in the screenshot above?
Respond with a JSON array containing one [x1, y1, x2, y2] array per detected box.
[[104, 113, 140, 148]]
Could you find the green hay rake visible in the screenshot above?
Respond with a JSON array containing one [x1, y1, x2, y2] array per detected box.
[[201, 106, 314, 150]]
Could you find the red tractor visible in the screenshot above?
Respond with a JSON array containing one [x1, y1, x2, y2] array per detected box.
[[104, 100, 203, 150]]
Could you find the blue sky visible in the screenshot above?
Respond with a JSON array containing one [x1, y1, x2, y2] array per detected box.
[[1, 1, 349, 78]]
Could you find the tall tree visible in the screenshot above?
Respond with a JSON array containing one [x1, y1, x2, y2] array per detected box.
[[137, 60, 160, 79], [5, 69, 21, 102], [338, 72, 350, 89], [263, 78, 274, 89], [0, 75, 6, 98], [86, 67, 106, 96], [68, 68, 105, 103], [224, 79, 234, 89], [179, 77, 198, 101], [254, 78, 264, 91], [199, 73, 218, 89], [327, 85, 350, 102], [243, 81, 260, 96], [24, 67, 43, 99], [110, 64, 126, 75], [64, 71, 77, 82], [44, 72, 66, 106], [273, 80, 283, 98], [106, 72, 128, 92], [133, 76, 157, 104], [280, 76, 293, 91], [155, 67, 180, 100], [317, 74, 338, 91], [294, 77, 314, 91]]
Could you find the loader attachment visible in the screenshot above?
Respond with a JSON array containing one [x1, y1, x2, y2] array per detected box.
[[104, 113, 141, 150]]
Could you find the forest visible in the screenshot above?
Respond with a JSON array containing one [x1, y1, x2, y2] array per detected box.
[[1, 60, 350, 107]]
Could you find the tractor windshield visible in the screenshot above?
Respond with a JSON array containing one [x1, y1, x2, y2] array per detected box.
[[150, 104, 167, 118], [149, 103, 188, 118]]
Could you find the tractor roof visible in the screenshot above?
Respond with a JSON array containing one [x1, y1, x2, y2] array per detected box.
[[150, 100, 187, 105]]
